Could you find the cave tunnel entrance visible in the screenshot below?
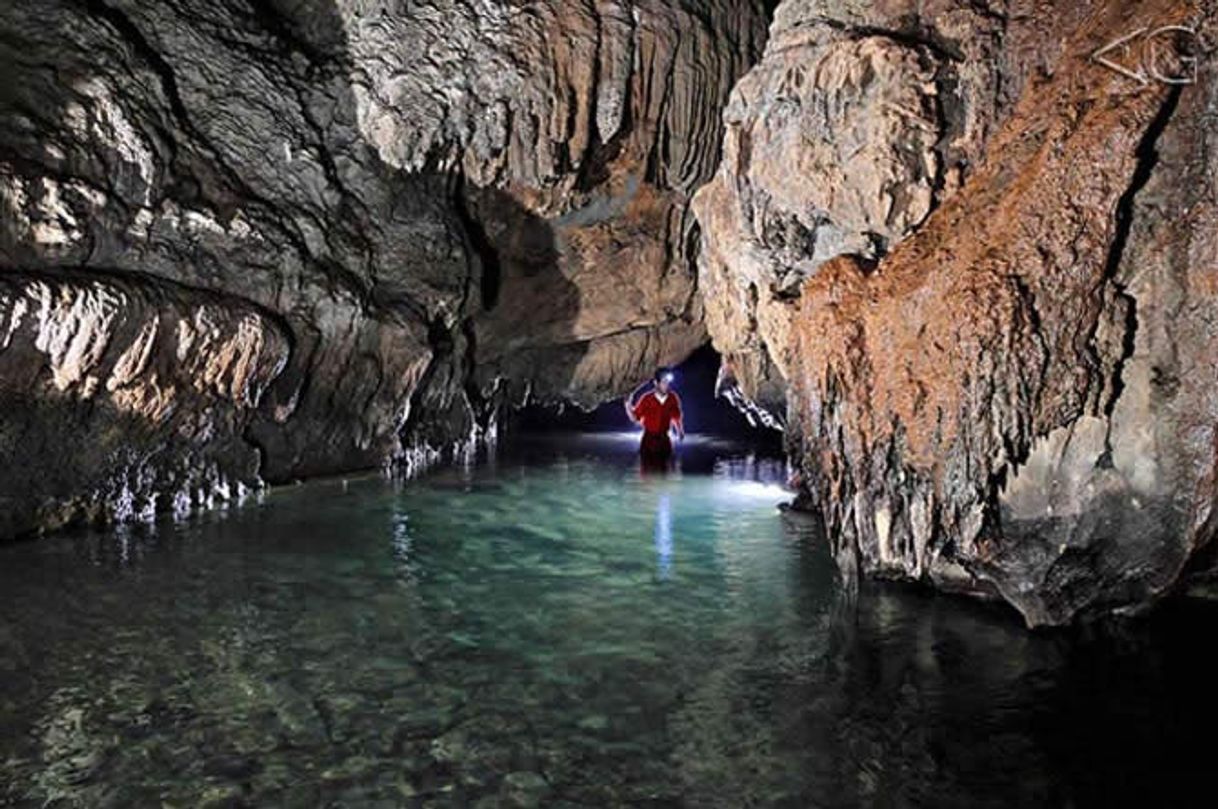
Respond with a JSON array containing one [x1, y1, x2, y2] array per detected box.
[[511, 343, 781, 447]]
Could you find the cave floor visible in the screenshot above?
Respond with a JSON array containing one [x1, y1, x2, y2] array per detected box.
[[1, 432, 1215, 807]]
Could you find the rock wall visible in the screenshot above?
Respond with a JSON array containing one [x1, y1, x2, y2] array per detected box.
[[0, 271, 289, 535], [0, 0, 769, 537], [9, 0, 1214, 628], [695, 0, 1216, 625]]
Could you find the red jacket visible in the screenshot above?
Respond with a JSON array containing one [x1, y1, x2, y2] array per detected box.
[[633, 391, 682, 435]]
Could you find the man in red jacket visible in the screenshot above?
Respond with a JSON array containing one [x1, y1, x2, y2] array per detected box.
[[625, 368, 685, 465]]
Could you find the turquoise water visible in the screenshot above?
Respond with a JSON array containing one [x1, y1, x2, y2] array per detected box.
[[1, 433, 1215, 807]]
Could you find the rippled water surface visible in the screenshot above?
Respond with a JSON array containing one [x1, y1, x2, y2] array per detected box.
[[2, 434, 1215, 807]]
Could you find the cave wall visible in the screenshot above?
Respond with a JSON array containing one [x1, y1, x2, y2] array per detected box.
[[694, 0, 1216, 625], [6, 0, 1216, 629], [0, 0, 769, 537]]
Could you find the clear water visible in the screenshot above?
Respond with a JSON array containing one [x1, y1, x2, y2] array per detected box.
[[1, 433, 1215, 807]]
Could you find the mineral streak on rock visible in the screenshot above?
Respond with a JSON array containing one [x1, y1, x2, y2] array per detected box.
[[0, 0, 770, 537], [696, 0, 1216, 625], [0, 271, 289, 536]]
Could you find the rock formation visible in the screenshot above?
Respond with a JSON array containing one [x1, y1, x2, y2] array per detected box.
[[0, 0, 768, 536], [0, 271, 288, 535], [695, 0, 1216, 625], [5, 0, 1217, 628]]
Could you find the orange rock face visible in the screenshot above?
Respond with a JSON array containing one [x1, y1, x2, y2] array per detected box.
[[697, 0, 1215, 624]]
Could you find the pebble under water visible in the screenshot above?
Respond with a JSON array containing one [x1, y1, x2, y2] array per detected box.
[[1, 433, 1216, 808]]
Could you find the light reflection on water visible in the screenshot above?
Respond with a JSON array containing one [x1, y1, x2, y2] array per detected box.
[[654, 494, 673, 581], [0, 434, 1215, 807]]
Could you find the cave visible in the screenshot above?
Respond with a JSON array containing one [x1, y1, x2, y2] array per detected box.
[[2, 0, 1217, 804]]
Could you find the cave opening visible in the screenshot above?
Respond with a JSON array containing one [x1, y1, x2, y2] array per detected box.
[[511, 343, 781, 444], [502, 343, 786, 478]]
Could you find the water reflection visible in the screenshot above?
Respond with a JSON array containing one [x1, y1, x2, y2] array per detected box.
[[0, 437, 1215, 807], [654, 493, 673, 580], [389, 504, 419, 586]]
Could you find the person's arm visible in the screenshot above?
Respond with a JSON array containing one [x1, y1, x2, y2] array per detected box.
[[624, 382, 648, 425], [672, 394, 685, 439]]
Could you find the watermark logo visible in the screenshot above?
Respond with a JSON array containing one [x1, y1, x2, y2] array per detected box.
[[1092, 26, 1199, 86]]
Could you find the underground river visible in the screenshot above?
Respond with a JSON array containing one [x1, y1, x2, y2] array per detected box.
[[1, 433, 1215, 807]]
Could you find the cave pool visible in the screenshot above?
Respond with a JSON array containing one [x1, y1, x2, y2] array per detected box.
[[1, 433, 1214, 807]]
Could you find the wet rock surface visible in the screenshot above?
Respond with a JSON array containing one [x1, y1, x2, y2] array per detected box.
[[695, 0, 1217, 624], [0, 270, 289, 536], [0, 0, 768, 537], [4, 0, 1218, 628]]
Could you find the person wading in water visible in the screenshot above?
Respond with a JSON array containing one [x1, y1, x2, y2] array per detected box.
[[626, 368, 685, 469]]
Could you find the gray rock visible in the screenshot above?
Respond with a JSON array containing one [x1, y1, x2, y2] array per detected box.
[[0, 0, 769, 537]]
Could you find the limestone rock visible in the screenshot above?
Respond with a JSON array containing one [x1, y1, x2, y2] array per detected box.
[[0, 0, 768, 536], [0, 271, 288, 535], [697, 0, 1216, 624], [693, 0, 1015, 427]]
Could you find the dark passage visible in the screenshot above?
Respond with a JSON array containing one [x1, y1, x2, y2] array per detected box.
[[513, 343, 781, 442]]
